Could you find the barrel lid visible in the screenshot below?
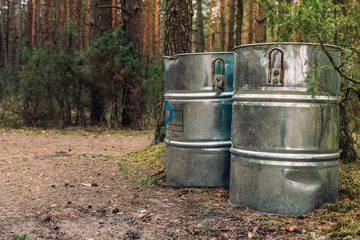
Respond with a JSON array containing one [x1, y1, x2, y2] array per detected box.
[[233, 42, 341, 51], [163, 51, 235, 59]]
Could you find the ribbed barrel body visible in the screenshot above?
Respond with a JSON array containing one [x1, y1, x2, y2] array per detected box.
[[229, 43, 340, 214], [164, 52, 236, 187]]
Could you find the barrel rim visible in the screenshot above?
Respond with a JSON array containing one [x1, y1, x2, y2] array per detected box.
[[165, 138, 232, 148], [233, 42, 341, 51], [163, 52, 235, 59]]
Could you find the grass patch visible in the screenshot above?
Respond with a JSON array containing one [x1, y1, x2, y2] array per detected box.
[[0, 126, 149, 137], [197, 201, 214, 216], [8, 235, 31, 240], [116, 144, 166, 189], [200, 220, 215, 237], [303, 160, 360, 239]]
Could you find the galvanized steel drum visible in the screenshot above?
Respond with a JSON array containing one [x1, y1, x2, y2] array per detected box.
[[164, 52, 236, 187], [229, 43, 341, 215]]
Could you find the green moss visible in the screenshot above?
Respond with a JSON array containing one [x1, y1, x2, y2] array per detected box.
[[117, 144, 166, 189]]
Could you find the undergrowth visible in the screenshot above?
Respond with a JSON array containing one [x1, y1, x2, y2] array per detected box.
[[116, 144, 166, 190], [308, 160, 360, 240], [0, 127, 149, 137]]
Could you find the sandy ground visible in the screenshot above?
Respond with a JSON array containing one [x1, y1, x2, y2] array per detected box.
[[0, 131, 310, 239]]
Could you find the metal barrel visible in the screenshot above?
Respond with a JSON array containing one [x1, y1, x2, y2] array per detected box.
[[164, 52, 236, 187], [229, 43, 341, 215]]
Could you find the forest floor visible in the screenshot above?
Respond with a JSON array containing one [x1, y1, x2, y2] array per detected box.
[[0, 129, 359, 240]]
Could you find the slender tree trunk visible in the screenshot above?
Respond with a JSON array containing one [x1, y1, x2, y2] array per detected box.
[[25, 0, 33, 43], [153, 0, 193, 144], [16, 1, 22, 64], [207, 0, 213, 51], [227, 0, 235, 50], [0, 0, 7, 68], [89, 0, 104, 123], [121, 0, 141, 50], [89, 0, 100, 43], [11, 0, 17, 65], [35, 0, 40, 45], [152, 0, 159, 59], [255, 1, 266, 43], [195, 0, 204, 52], [99, 0, 112, 34], [219, 0, 225, 51], [214, 0, 220, 49], [144, 0, 150, 65], [120, 0, 141, 127], [247, 0, 254, 44], [112, 0, 117, 30], [157, 0, 161, 54], [138, 0, 142, 53], [84, 0, 89, 48], [43, 0, 49, 43], [5, 0, 10, 63]]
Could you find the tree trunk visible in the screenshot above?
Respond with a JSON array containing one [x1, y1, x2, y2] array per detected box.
[[120, 0, 141, 127], [89, 0, 100, 43], [121, 0, 141, 50], [32, 0, 36, 44], [25, 0, 33, 43], [207, 0, 213, 51], [84, 0, 89, 48], [247, 0, 254, 44], [219, 0, 225, 51], [16, 1, 22, 63], [89, 0, 104, 123], [214, 0, 220, 49], [144, 0, 150, 65], [255, 1, 266, 43], [43, 0, 49, 43], [152, 0, 159, 59], [112, 0, 117, 30], [227, 0, 235, 50], [35, 0, 40, 45], [11, 0, 16, 65], [195, 0, 204, 52], [0, 0, 7, 68], [99, 0, 112, 34], [153, 0, 193, 144]]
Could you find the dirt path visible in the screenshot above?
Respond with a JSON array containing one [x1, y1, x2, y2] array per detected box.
[[0, 131, 312, 239]]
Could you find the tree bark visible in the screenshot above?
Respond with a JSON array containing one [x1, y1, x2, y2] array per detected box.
[[43, 0, 49, 43], [84, 0, 89, 48], [255, 1, 266, 43], [89, 0, 104, 123], [120, 0, 141, 127], [89, 0, 100, 43], [25, 0, 33, 43], [120, 0, 141, 50], [11, 0, 17, 64], [219, 0, 225, 51], [235, 0, 243, 45], [227, 0, 235, 50], [152, 0, 159, 59], [207, 0, 213, 51], [144, 0, 150, 65], [153, 0, 193, 144], [112, 0, 117, 30], [214, 0, 220, 49], [195, 0, 205, 52], [0, 0, 7, 68], [247, 0, 254, 44], [99, 0, 112, 34]]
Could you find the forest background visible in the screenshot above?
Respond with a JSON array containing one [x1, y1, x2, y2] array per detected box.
[[0, 0, 359, 162]]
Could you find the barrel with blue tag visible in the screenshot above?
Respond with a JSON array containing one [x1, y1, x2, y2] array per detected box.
[[164, 52, 236, 187]]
